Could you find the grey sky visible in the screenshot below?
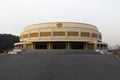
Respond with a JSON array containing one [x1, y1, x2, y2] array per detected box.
[[0, 0, 120, 46]]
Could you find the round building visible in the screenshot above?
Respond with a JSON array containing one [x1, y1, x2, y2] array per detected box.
[[14, 22, 107, 50]]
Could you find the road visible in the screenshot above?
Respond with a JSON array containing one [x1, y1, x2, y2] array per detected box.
[[0, 54, 120, 80]]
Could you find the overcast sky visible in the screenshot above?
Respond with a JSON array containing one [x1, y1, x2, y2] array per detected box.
[[0, 0, 120, 46]]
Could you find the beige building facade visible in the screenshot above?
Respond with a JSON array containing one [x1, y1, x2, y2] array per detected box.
[[14, 22, 107, 50]]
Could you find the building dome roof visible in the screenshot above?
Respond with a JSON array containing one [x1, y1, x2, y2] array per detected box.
[[24, 22, 98, 31]]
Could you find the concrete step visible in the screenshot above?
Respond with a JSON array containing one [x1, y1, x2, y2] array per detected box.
[[21, 49, 100, 55]]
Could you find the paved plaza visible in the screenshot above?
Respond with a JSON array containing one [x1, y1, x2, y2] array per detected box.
[[0, 52, 120, 80]]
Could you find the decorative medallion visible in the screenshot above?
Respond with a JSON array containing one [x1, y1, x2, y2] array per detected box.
[[56, 23, 62, 27]]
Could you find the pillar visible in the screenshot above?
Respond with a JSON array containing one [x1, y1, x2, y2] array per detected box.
[[20, 45, 22, 49], [33, 43, 35, 49], [94, 41, 97, 49], [85, 42, 88, 50], [66, 42, 70, 49], [47, 42, 51, 49], [23, 40, 26, 49], [94, 44, 97, 49]]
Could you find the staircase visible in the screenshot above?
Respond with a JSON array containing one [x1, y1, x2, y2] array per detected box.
[[21, 49, 100, 55]]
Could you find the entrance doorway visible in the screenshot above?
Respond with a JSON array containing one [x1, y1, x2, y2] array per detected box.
[[34, 42, 47, 49], [70, 42, 84, 49], [52, 42, 66, 49]]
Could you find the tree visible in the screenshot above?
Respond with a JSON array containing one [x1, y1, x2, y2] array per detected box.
[[0, 34, 19, 53]]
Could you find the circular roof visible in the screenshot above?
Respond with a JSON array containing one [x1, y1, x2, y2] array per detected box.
[[24, 22, 98, 31]]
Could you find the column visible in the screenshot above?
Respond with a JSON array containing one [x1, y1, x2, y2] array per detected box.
[[47, 42, 51, 50], [33, 43, 35, 49], [94, 41, 97, 49], [85, 42, 88, 50], [23, 40, 26, 49], [28, 31, 30, 40], [66, 42, 70, 49]]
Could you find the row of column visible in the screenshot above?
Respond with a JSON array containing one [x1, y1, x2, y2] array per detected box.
[[15, 42, 107, 50], [47, 42, 88, 50]]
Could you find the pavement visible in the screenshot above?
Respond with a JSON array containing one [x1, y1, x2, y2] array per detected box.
[[0, 53, 120, 80]]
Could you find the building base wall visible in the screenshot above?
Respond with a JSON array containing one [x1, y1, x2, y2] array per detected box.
[[31, 42, 94, 50], [15, 42, 107, 50]]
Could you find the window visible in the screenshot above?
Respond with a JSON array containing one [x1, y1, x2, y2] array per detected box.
[[30, 33, 38, 37], [40, 32, 51, 37], [68, 32, 78, 36], [92, 33, 97, 38], [23, 34, 28, 38], [53, 32, 65, 36], [81, 32, 90, 37]]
